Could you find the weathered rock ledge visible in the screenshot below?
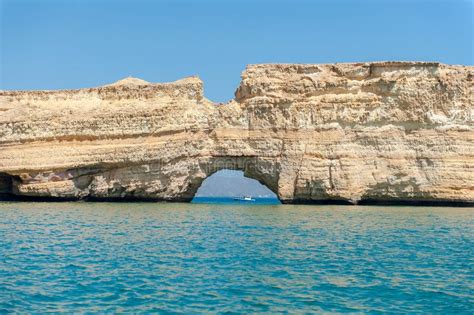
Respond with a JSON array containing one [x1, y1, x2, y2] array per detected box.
[[1, 62, 473, 205]]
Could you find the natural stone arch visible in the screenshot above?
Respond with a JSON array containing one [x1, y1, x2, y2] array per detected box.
[[182, 156, 281, 202], [1, 62, 472, 205], [192, 169, 279, 199]]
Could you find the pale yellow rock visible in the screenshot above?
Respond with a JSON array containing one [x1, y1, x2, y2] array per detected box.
[[105, 77, 150, 87], [0, 62, 473, 204]]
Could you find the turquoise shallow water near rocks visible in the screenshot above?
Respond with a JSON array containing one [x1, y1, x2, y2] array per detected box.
[[0, 202, 473, 313], [192, 196, 281, 205]]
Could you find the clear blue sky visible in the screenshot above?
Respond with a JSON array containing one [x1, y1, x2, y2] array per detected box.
[[1, 0, 473, 101]]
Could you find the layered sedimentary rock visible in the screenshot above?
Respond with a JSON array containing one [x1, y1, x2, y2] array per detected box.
[[0, 62, 473, 205]]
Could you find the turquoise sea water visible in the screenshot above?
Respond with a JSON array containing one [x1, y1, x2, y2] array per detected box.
[[192, 196, 281, 205], [0, 202, 473, 313]]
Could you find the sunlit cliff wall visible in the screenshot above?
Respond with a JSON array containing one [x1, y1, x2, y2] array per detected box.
[[1, 62, 472, 205]]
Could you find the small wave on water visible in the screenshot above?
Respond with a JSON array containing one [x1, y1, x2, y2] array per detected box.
[[0, 202, 473, 313]]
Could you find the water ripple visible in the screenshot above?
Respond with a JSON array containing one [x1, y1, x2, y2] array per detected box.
[[0, 202, 473, 313]]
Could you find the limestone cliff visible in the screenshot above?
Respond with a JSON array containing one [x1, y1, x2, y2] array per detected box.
[[0, 62, 473, 205]]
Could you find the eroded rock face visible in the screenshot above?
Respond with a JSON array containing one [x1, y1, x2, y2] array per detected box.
[[1, 62, 473, 205]]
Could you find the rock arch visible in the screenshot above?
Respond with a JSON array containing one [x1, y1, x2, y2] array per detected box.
[[183, 156, 280, 201], [0, 62, 472, 205]]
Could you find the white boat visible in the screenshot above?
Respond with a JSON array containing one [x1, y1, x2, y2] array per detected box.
[[233, 195, 256, 202]]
